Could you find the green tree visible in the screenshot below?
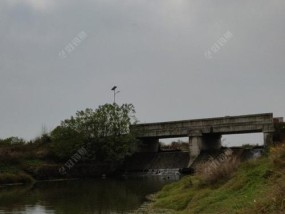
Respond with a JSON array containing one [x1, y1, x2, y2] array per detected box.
[[51, 103, 137, 161], [50, 126, 85, 160]]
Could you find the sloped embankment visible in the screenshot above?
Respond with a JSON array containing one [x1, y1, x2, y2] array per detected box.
[[150, 144, 285, 213]]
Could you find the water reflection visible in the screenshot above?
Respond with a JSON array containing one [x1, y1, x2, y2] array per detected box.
[[0, 177, 177, 214]]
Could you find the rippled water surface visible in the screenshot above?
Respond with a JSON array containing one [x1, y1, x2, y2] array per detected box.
[[0, 176, 178, 214]]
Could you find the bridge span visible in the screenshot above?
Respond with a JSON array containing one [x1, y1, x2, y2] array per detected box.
[[131, 113, 277, 166]]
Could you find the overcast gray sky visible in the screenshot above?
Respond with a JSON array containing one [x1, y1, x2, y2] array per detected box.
[[0, 0, 284, 145]]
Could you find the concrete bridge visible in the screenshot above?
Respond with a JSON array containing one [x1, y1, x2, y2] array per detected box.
[[131, 113, 277, 165]]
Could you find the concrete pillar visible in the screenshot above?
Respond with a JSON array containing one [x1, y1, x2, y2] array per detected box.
[[264, 132, 273, 147], [135, 138, 159, 153], [188, 131, 203, 166], [189, 136, 203, 158], [188, 132, 222, 167]]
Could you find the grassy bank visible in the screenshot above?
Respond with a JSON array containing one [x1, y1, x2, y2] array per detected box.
[[0, 142, 122, 185], [0, 160, 58, 185], [0, 159, 122, 185], [0, 141, 59, 185], [0, 172, 34, 185], [150, 143, 285, 214]]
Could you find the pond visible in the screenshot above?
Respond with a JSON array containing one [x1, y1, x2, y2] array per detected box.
[[0, 176, 179, 214]]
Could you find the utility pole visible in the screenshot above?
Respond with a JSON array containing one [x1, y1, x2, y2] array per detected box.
[[111, 86, 120, 104]]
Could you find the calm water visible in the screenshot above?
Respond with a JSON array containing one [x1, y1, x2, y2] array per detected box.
[[0, 176, 178, 214]]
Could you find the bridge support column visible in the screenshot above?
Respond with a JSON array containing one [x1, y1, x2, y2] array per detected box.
[[264, 132, 273, 147], [188, 132, 203, 166], [188, 132, 222, 167]]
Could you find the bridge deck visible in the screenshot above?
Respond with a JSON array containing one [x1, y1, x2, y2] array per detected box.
[[132, 113, 275, 138]]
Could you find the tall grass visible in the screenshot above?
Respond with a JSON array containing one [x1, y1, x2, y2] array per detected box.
[[196, 154, 241, 185], [152, 142, 285, 214]]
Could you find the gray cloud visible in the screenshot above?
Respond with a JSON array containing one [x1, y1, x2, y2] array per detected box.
[[0, 0, 284, 145]]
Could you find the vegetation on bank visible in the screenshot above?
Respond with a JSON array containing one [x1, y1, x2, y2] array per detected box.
[[151, 141, 285, 214], [50, 103, 137, 161], [0, 103, 137, 185]]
